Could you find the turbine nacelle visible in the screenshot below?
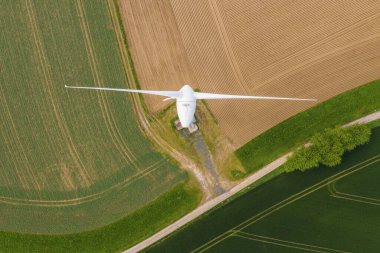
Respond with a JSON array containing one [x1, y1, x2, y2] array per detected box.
[[176, 84, 196, 127]]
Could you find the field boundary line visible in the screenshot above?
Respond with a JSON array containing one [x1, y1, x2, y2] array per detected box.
[[329, 180, 380, 202], [330, 195, 380, 206], [25, 0, 93, 188], [0, 81, 32, 191], [208, 0, 248, 93], [234, 231, 348, 253], [253, 12, 380, 76], [0, 158, 168, 207], [74, 0, 140, 171], [26, 0, 94, 187], [1, 0, 44, 191], [254, 34, 380, 90], [329, 180, 380, 206], [236, 158, 380, 230], [192, 156, 380, 252], [233, 233, 328, 253]]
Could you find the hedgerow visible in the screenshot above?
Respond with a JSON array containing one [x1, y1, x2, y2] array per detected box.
[[284, 124, 371, 172]]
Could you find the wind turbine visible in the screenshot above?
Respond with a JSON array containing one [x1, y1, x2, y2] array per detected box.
[[65, 84, 316, 128]]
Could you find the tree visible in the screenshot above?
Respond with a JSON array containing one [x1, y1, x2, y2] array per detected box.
[[319, 141, 344, 167], [284, 124, 371, 172], [284, 145, 320, 172], [345, 124, 371, 150], [311, 128, 344, 167]]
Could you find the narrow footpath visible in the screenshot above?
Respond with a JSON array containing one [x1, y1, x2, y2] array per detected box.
[[192, 131, 225, 196]]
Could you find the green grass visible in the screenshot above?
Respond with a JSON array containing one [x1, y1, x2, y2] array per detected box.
[[242, 159, 380, 252], [0, 183, 201, 253], [146, 126, 380, 253], [334, 160, 380, 199], [0, 0, 188, 234], [367, 118, 380, 128], [236, 79, 380, 176], [204, 236, 308, 253], [150, 101, 203, 167]]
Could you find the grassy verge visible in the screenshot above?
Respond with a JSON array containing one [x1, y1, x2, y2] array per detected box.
[[196, 101, 245, 180], [150, 102, 202, 165], [236, 79, 380, 177], [0, 182, 201, 253]]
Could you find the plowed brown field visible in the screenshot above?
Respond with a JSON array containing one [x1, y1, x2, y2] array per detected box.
[[120, 0, 380, 148]]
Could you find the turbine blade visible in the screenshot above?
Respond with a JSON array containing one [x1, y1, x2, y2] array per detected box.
[[65, 85, 180, 98], [194, 91, 316, 101]]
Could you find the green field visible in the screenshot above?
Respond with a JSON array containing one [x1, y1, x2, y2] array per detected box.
[[147, 126, 380, 252], [236, 79, 380, 177], [0, 0, 191, 234], [0, 183, 200, 253]]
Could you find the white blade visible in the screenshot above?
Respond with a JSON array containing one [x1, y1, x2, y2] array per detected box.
[[65, 85, 179, 99], [194, 92, 316, 101]]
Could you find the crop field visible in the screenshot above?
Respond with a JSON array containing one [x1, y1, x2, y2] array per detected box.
[[120, 0, 380, 148], [146, 127, 380, 252], [0, 0, 187, 234], [236, 79, 380, 176]]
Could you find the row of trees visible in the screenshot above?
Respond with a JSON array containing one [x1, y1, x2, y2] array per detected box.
[[284, 124, 371, 172]]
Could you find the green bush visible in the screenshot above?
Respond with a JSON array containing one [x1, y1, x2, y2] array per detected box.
[[284, 146, 320, 172], [346, 124, 372, 149], [284, 124, 371, 172], [311, 128, 345, 167]]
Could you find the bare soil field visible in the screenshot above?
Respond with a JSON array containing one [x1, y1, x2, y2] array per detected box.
[[120, 0, 380, 148]]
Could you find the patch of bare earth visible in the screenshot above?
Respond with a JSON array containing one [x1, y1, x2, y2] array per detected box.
[[120, 0, 380, 149]]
